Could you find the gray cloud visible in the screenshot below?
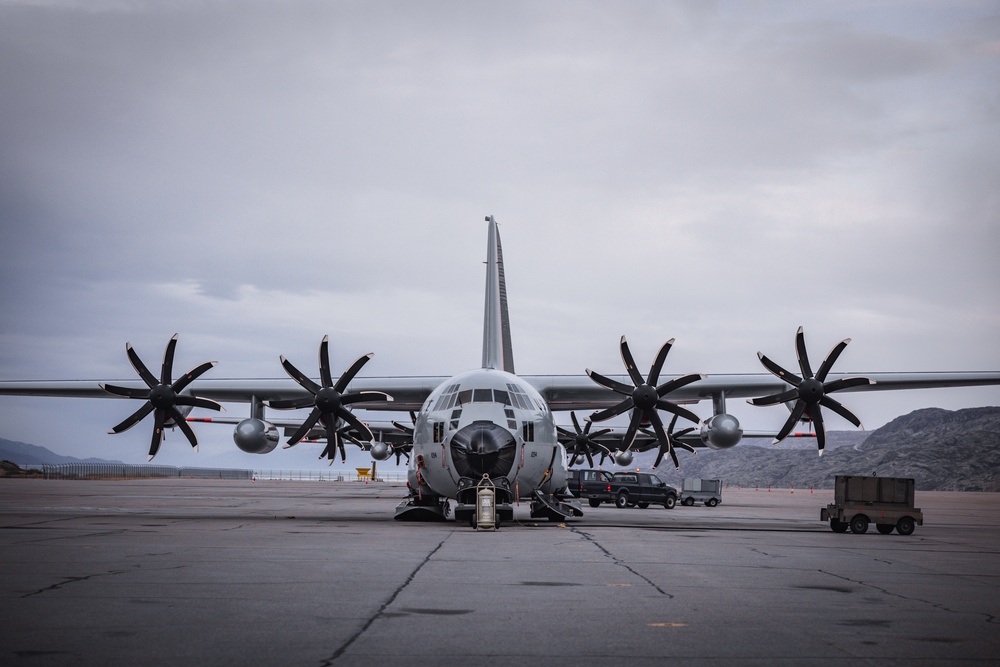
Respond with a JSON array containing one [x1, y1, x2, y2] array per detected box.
[[1, 1, 997, 460]]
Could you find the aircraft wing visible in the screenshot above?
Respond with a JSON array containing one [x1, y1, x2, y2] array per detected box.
[[0, 377, 447, 412], [2, 371, 999, 412], [526, 371, 1000, 411]]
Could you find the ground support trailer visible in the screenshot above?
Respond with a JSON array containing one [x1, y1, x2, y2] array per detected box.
[[680, 478, 722, 507], [821, 475, 923, 535]]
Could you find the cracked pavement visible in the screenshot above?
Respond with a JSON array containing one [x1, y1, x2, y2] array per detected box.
[[1, 479, 998, 665]]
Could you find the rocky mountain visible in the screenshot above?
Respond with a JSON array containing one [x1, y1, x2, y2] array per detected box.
[[4, 406, 999, 491], [0, 438, 121, 466], [642, 407, 1000, 492]]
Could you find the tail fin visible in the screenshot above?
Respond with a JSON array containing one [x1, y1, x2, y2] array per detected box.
[[482, 215, 515, 373]]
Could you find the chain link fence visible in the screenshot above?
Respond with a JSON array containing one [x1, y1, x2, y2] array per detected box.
[[29, 463, 407, 482]]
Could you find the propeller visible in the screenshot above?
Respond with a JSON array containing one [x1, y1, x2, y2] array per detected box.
[[748, 326, 874, 455], [586, 336, 705, 468], [389, 411, 417, 465], [101, 334, 222, 461], [265, 336, 392, 462], [641, 414, 697, 470], [556, 411, 612, 468]]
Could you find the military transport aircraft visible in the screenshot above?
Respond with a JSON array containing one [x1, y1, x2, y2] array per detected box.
[[2, 216, 999, 526]]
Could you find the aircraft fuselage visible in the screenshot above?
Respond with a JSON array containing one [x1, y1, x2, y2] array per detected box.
[[408, 368, 566, 508]]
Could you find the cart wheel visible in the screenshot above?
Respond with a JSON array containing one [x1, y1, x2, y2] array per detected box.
[[706, 498, 718, 507], [849, 515, 869, 534], [588, 498, 601, 508], [830, 519, 849, 533], [683, 497, 695, 507], [876, 524, 894, 535], [637, 502, 649, 509], [896, 516, 916, 536], [664, 495, 677, 510]]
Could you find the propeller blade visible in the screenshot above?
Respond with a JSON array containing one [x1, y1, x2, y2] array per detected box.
[[584, 449, 594, 468], [169, 406, 199, 449], [285, 409, 321, 447], [646, 338, 675, 387], [334, 353, 375, 394], [336, 407, 375, 443], [126, 343, 158, 388], [585, 369, 634, 395], [266, 396, 316, 410], [653, 447, 665, 469], [815, 338, 851, 382], [619, 336, 645, 388], [757, 352, 802, 386], [655, 372, 705, 396], [589, 397, 633, 422], [341, 391, 392, 406], [620, 410, 643, 452], [654, 399, 700, 425], [813, 406, 826, 454], [280, 356, 321, 395], [673, 441, 696, 454], [319, 336, 334, 388], [161, 334, 178, 385], [109, 402, 154, 434], [393, 420, 415, 435], [748, 387, 799, 407], [648, 411, 679, 470], [819, 395, 864, 428], [773, 401, 807, 443], [795, 326, 813, 379], [823, 376, 875, 394], [571, 411, 583, 433], [100, 383, 150, 399], [318, 419, 340, 461], [338, 427, 365, 448], [148, 409, 166, 460], [172, 361, 218, 394], [173, 395, 224, 412]]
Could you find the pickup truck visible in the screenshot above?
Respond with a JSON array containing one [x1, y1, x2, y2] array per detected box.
[[565, 469, 615, 508], [609, 472, 678, 510]]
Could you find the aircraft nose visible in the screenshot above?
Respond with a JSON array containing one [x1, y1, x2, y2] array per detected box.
[[449, 420, 517, 479]]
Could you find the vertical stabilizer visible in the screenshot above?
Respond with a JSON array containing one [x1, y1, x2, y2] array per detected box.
[[482, 216, 515, 373]]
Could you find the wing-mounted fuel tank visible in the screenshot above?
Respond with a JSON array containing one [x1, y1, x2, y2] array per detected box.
[[699, 413, 743, 449], [233, 418, 280, 454]]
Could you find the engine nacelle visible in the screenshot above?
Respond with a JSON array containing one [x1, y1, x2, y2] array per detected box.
[[370, 440, 391, 461], [700, 413, 743, 450], [233, 418, 280, 454]]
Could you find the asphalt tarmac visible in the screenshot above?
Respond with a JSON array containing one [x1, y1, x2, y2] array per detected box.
[[1, 478, 998, 666]]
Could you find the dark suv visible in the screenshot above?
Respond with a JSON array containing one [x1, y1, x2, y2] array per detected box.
[[609, 472, 678, 509], [565, 469, 615, 508]]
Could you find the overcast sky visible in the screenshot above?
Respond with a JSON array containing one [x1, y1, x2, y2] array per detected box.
[[1, 1, 998, 466]]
